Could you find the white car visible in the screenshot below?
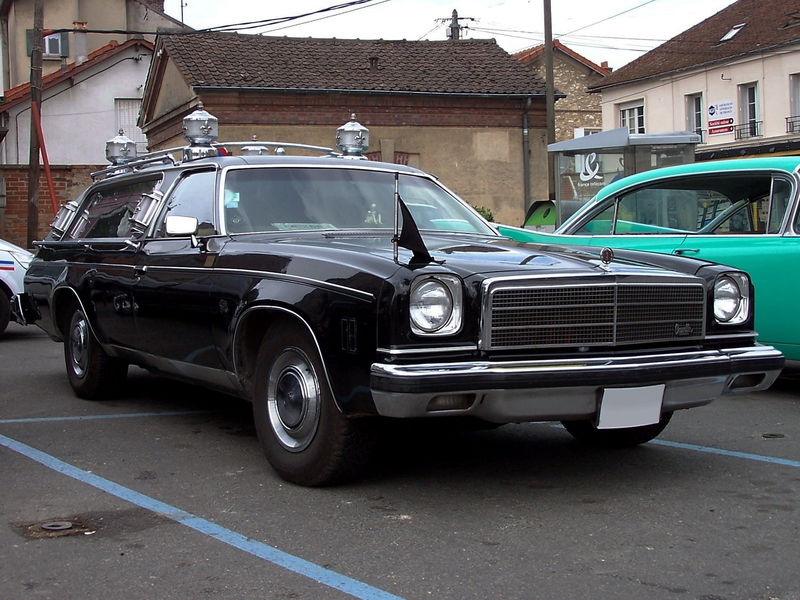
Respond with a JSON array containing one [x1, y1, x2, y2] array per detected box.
[[0, 238, 33, 335]]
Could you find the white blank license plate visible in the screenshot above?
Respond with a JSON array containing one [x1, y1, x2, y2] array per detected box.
[[598, 384, 665, 429]]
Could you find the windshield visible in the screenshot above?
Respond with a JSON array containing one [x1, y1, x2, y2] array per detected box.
[[221, 167, 494, 235]]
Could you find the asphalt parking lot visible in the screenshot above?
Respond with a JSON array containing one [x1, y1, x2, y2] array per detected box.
[[2, 322, 799, 600]]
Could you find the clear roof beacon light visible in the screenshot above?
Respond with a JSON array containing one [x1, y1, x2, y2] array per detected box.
[[241, 135, 269, 156], [336, 114, 369, 158], [182, 103, 219, 161], [105, 129, 137, 165]]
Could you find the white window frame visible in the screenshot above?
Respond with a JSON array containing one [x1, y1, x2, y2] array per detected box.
[[791, 74, 800, 118], [43, 32, 62, 57], [618, 100, 645, 134], [738, 82, 759, 124], [686, 93, 703, 134]]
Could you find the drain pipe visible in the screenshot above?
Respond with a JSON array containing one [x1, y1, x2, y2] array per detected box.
[[522, 96, 532, 216]]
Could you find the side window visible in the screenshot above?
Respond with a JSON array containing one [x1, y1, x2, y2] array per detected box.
[[68, 179, 161, 239], [155, 171, 218, 237], [613, 186, 732, 233], [767, 178, 791, 234], [575, 204, 614, 234]]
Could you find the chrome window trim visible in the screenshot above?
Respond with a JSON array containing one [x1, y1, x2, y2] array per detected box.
[[216, 163, 494, 237]]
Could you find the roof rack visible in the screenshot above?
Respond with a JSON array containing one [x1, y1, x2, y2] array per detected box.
[[93, 107, 370, 181]]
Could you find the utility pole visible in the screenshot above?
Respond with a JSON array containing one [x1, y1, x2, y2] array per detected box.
[[27, 0, 44, 247], [543, 0, 556, 201], [449, 9, 460, 40]]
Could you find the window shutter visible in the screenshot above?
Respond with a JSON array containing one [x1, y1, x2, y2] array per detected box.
[[60, 32, 69, 58], [26, 29, 32, 56]]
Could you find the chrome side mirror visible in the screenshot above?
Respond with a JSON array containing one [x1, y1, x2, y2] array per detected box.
[[165, 215, 199, 237]]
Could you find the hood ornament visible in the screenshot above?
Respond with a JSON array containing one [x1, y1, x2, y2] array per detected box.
[[597, 247, 614, 272]]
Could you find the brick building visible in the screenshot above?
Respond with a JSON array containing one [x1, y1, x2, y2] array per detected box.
[[139, 32, 551, 226]]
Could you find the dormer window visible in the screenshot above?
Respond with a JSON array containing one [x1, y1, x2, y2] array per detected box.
[[720, 23, 746, 42]]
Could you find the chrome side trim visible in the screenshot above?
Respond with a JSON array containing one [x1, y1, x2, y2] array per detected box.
[[141, 265, 374, 300], [232, 305, 340, 410], [51, 285, 93, 342]]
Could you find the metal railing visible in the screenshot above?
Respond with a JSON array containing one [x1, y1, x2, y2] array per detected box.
[[733, 121, 762, 140], [787, 116, 800, 134], [693, 128, 706, 144]]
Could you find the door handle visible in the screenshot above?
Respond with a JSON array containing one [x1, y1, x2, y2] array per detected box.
[[674, 248, 700, 255]]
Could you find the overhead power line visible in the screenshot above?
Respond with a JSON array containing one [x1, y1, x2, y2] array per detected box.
[[560, 0, 659, 37], [45, 0, 386, 37]]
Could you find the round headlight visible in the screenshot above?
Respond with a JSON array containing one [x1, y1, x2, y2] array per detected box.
[[410, 279, 453, 333], [714, 275, 742, 322]]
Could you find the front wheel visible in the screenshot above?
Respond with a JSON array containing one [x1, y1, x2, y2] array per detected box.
[[0, 291, 10, 336], [64, 307, 128, 399], [561, 412, 672, 448], [253, 322, 375, 486]]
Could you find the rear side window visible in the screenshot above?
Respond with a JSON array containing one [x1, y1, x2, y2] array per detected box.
[[68, 179, 161, 239]]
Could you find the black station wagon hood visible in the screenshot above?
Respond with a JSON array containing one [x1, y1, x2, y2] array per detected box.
[[224, 231, 685, 280]]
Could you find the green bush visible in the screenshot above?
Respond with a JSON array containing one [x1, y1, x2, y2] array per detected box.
[[472, 205, 494, 222]]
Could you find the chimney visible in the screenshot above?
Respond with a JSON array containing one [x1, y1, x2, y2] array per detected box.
[[601, 61, 612, 73], [73, 21, 88, 65]]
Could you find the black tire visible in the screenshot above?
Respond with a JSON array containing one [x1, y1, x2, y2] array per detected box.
[[64, 307, 128, 399], [252, 322, 375, 486], [0, 291, 10, 336], [561, 412, 672, 448]]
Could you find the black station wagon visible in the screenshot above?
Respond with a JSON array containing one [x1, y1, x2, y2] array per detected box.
[[15, 109, 784, 485]]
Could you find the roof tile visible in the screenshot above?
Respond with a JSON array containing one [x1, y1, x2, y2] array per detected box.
[[158, 32, 547, 96]]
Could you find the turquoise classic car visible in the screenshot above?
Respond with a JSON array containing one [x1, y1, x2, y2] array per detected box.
[[498, 156, 800, 361]]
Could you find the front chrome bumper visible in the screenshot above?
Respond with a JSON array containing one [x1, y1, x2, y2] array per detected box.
[[369, 345, 784, 422]]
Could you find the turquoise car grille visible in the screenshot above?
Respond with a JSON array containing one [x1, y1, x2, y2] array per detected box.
[[487, 282, 706, 349]]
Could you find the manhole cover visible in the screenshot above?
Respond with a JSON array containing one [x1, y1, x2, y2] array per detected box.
[[16, 517, 95, 539], [41, 521, 73, 531]]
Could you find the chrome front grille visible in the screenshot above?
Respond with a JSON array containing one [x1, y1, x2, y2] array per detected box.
[[485, 281, 706, 350]]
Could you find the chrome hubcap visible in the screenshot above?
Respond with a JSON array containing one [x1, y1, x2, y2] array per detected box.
[[266, 348, 321, 452], [69, 315, 89, 378]]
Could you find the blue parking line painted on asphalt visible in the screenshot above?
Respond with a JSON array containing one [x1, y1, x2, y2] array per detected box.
[[0, 410, 211, 424], [0, 433, 405, 600], [652, 439, 800, 468]]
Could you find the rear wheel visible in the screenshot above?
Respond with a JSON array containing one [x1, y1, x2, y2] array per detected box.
[[253, 322, 374, 486], [64, 307, 127, 399], [561, 413, 672, 448]]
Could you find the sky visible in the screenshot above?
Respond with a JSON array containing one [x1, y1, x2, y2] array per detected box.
[[161, 0, 739, 70]]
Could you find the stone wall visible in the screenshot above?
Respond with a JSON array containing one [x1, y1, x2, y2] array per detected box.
[[527, 54, 605, 141]]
